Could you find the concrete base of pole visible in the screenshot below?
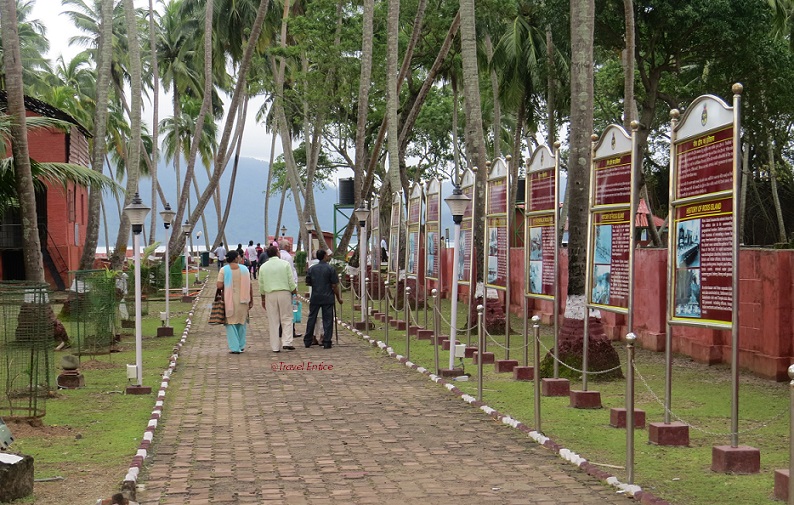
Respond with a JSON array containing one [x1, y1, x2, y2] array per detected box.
[[464, 346, 478, 358], [570, 390, 602, 409], [541, 378, 570, 396], [439, 368, 465, 377], [57, 371, 84, 389], [121, 319, 136, 329], [181, 295, 193, 303], [472, 351, 495, 364], [352, 320, 368, 330], [512, 366, 534, 381], [431, 336, 448, 346], [417, 329, 434, 340], [495, 360, 519, 373], [353, 304, 361, 311], [648, 421, 690, 446], [711, 445, 761, 474], [442, 340, 451, 351], [125, 385, 152, 395], [774, 469, 789, 501], [377, 314, 387, 322], [409, 325, 421, 336], [389, 320, 406, 330], [609, 408, 646, 428], [157, 326, 174, 337]]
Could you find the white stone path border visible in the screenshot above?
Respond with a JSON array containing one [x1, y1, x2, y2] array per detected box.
[[121, 284, 204, 497]]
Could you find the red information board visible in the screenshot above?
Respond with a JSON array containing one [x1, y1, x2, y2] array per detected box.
[[485, 159, 509, 290], [675, 125, 733, 199], [525, 145, 558, 299], [388, 193, 403, 275], [594, 153, 632, 206], [425, 179, 441, 280], [589, 210, 630, 309], [405, 185, 423, 278], [672, 197, 733, 324], [458, 170, 476, 285], [527, 215, 555, 297]]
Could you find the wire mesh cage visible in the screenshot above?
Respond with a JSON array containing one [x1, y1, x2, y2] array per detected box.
[[68, 270, 121, 357], [0, 282, 54, 419]]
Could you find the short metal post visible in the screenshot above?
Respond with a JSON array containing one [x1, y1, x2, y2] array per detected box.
[[788, 364, 794, 505], [532, 316, 541, 433], [523, 296, 529, 366], [626, 332, 637, 484], [365, 277, 370, 333], [405, 286, 411, 360], [477, 304, 485, 402], [432, 289, 440, 375], [384, 280, 390, 346], [349, 274, 356, 327]]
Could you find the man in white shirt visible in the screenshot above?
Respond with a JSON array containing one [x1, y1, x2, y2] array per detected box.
[[278, 239, 301, 340], [245, 240, 259, 278], [380, 237, 388, 263], [214, 242, 227, 269]]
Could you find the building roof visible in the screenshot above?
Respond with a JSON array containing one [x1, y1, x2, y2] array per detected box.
[[0, 90, 92, 138]]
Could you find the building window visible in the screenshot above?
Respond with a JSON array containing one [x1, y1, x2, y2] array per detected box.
[[67, 188, 75, 222]]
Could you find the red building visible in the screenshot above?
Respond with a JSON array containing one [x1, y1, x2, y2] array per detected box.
[[0, 93, 91, 290]]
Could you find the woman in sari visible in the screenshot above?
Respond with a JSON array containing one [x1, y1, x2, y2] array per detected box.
[[216, 250, 253, 353]]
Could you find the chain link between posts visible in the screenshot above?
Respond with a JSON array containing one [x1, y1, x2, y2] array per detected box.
[[631, 362, 787, 437], [533, 330, 626, 375]]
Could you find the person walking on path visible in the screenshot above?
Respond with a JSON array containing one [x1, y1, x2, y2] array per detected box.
[[215, 250, 253, 354], [245, 240, 259, 279], [214, 242, 227, 270], [304, 249, 342, 349], [259, 245, 297, 352], [279, 239, 298, 284]]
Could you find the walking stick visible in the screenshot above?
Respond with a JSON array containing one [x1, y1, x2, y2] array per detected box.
[[334, 301, 339, 345]]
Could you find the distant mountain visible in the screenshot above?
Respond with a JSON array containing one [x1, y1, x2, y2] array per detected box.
[[99, 157, 341, 248]]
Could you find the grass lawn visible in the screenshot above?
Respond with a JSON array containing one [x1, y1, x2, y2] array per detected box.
[[329, 279, 790, 505], [4, 270, 199, 504]]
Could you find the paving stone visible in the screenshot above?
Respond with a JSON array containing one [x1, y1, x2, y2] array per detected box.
[[136, 288, 631, 504]]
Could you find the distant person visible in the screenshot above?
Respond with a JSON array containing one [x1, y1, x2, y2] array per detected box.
[[259, 245, 298, 352], [216, 250, 253, 354], [245, 240, 259, 279], [214, 242, 227, 270], [304, 249, 342, 349], [236, 243, 245, 263], [380, 237, 388, 263]]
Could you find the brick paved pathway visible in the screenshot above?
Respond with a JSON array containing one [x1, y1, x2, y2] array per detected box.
[[137, 288, 630, 505]]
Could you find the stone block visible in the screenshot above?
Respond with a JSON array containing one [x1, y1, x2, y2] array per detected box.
[[431, 336, 448, 346], [408, 325, 421, 336], [181, 295, 193, 303], [157, 326, 174, 337], [464, 346, 478, 358], [711, 445, 760, 474], [495, 360, 519, 373], [513, 366, 534, 381], [0, 453, 34, 502], [472, 351, 495, 364], [570, 390, 602, 409], [442, 340, 451, 351], [57, 371, 84, 389], [609, 408, 646, 428], [648, 421, 689, 446], [126, 385, 153, 395], [439, 368, 465, 378], [416, 329, 434, 340], [774, 469, 789, 501], [541, 378, 570, 397]]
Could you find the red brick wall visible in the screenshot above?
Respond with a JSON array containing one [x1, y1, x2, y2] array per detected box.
[[438, 246, 794, 381]]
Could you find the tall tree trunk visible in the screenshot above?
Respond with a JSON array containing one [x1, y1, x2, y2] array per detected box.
[[546, 25, 556, 146], [110, 0, 145, 270], [79, 0, 114, 270], [485, 33, 501, 158], [354, 0, 375, 206], [768, 134, 786, 243], [147, 0, 160, 244], [459, 0, 488, 281], [622, 0, 636, 129], [566, 0, 595, 304], [215, 97, 248, 247], [0, 0, 42, 280], [452, 73, 462, 184], [386, 0, 402, 199], [264, 122, 278, 239]]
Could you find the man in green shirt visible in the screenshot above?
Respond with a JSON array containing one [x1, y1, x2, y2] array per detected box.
[[259, 246, 298, 352]]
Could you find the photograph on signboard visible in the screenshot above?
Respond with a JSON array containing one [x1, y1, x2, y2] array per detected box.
[[389, 233, 399, 272], [458, 230, 467, 280], [489, 228, 498, 256], [488, 255, 498, 283], [592, 264, 611, 304], [529, 261, 542, 293], [426, 231, 437, 277], [675, 268, 702, 318], [594, 225, 613, 265], [408, 232, 417, 274], [529, 227, 542, 261], [676, 219, 701, 268]]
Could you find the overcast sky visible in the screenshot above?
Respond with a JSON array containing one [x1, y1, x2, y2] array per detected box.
[[28, 1, 279, 162]]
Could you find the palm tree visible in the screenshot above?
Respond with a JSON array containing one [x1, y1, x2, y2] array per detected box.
[[0, 0, 42, 280], [108, 0, 145, 269], [0, 0, 50, 92]]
